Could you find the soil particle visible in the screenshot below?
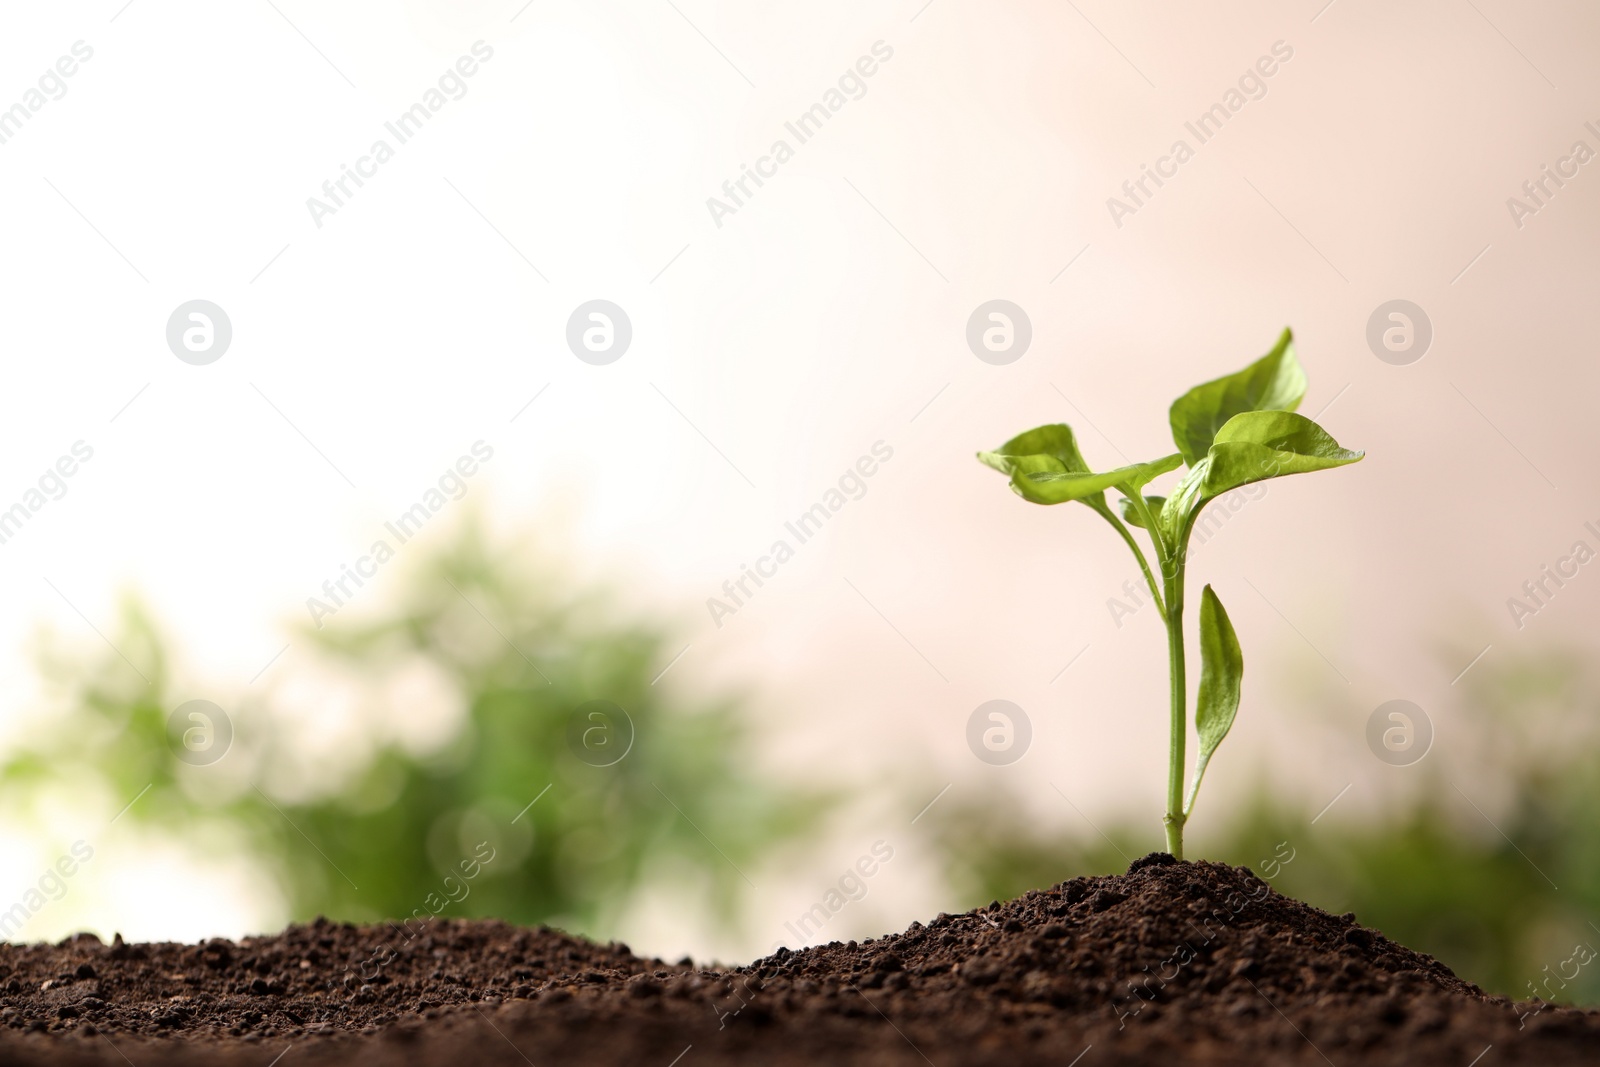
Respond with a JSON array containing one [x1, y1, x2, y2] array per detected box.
[[1, 855, 1596, 1064]]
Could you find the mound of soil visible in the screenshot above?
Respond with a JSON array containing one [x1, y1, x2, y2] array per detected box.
[[1, 854, 1594, 1065]]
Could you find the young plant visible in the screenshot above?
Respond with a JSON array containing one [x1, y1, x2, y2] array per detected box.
[[977, 328, 1362, 860]]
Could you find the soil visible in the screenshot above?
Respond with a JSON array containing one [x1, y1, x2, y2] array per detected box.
[[1, 853, 1595, 1065]]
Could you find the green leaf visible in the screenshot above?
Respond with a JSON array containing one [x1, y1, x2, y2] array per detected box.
[[1184, 584, 1242, 817], [1201, 409, 1363, 498], [1118, 496, 1165, 529], [977, 424, 1092, 478], [978, 424, 1106, 511], [978, 424, 1181, 511], [1011, 454, 1181, 506], [1168, 328, 1306, 466], [1159, 410, 1362, 543]]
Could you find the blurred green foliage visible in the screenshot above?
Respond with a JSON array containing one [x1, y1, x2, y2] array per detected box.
[[927, 652, 1600, 1006], [5, 517, 1598, 1009], [0, 519, 823, 940]]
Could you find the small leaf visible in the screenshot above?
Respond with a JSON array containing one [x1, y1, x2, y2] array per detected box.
[[979, 424, 1181, 511], [1159, 410, 1361, 544], [1168, 328, 1306, 466], [978, 424, 1105, 511], [1118, 496, 1165, 529], [1201, 410, 1363, 497], [1012, 454, 1181, 506], [978, 424, 1092, 478], [1185, 584, 1242, 816]]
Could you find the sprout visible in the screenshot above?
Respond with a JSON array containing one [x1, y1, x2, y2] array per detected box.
[[978, 328, 1362, 859]]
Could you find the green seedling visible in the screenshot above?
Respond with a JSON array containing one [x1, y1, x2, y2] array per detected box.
[[978, 328, 1362, 860]]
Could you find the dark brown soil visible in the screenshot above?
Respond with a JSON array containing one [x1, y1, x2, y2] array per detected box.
[[2, 854, 1594, 1064]]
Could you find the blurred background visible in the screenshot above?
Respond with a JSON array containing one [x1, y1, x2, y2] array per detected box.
[[1, 0, 1597, 1006]]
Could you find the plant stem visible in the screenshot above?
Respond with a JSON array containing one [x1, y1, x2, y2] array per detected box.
[[1104, 510, 1165, 619], [1163, 563, 1187, 860], [1104, 492, 1190, 859]]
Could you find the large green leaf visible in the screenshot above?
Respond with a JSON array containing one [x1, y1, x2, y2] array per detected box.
[[1184, 584, 1242, 816], [1168, 328, 1306, 466], [1160, 410, 1362, 544]]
